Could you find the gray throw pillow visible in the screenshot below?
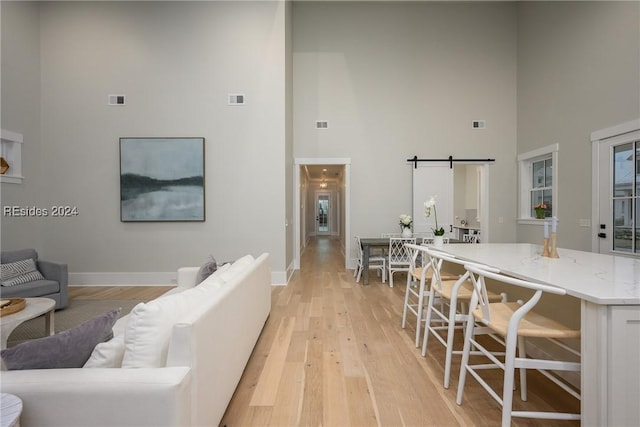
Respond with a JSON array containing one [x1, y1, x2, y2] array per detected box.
[[195, 256, 217, 284], [1, 258, 46, 287], [1, 308, 120, 370]]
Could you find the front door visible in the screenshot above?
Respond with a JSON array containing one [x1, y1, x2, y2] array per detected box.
[[598, 132, 640, 254], [316, 192, 330, 235]]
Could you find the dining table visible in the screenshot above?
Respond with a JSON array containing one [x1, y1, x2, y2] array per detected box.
[[435, 243, 640, 427], [359, 237, 460, 285]]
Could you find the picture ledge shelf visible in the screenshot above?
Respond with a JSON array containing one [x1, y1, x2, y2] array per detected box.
[[0, 129, 23, 184]]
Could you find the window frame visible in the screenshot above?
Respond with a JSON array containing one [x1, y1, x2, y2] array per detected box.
[[517, 143, 559, 225]]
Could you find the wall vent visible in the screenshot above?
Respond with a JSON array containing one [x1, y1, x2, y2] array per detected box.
[[316, 121, 329, 129], [228, 94, 245, 105], [472, 120, 486, 129], [108, 95, 126, 106]]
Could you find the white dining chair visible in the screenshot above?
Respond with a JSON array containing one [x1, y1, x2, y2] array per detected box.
[[462, 233, 478, 243], [422, 236, 450, 245], [354, 236, 386, 283], [386, 237, 415, 288], [456, 264, 581, 426], [421, 248, 506, 388], [380, 232, 402, 238]]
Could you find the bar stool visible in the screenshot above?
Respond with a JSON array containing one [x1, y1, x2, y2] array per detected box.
[[456, 264, 581, 426], [421, 248, 506, 388], [401, 244, 457, 347]]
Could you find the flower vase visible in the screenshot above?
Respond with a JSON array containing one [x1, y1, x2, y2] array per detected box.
[[535, 209, 545, 219], [401, 228, 412, 238], [433, 235, 444, 248]]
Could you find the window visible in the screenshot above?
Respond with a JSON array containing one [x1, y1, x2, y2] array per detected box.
[[518, 144, 559, 223]]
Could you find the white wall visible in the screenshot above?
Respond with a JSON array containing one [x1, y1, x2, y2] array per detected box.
[[0, 1, 43, 253], [293, 2, 518, 253], [516, 1, 640, 250], [2, 1, 288, 282]]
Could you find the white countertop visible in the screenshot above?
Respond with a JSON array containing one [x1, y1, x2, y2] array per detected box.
[[438, 243, 640, 305]]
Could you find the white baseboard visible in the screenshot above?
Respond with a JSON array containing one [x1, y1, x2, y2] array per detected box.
[[271, 270, 287, 286], [70, 271, 287, 287]]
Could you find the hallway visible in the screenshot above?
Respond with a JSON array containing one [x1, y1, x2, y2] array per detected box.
[[221, 236, 579, 426]]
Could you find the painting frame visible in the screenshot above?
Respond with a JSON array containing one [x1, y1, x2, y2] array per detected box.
[[119, 137, 205, 222]]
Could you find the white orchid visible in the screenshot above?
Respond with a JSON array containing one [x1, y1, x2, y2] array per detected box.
[[399, 214, 413, 230], [424, 196, 445, 236]]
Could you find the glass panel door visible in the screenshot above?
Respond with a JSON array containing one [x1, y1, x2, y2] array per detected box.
[[316, 193, 330, 234], [611, 142, 639, 253]]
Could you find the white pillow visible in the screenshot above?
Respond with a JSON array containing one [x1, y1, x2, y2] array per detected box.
[[83, 334, 126, 368], [121, 286, 208, 368]]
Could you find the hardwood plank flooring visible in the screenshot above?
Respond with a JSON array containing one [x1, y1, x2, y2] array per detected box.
[[222, 237, 580, 427], [69, 285, 173, 300], [69, 238, 580, 426]]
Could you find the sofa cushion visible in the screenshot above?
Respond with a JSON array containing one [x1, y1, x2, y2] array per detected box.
[[122, 286, 211, 368], [83, 334, 126, 368], [215, 255, 254, 283], [1, 258, 45, 287], [0, 279, 59, 298], [195, 256, 217, 284], [1, 308, 120, 370]]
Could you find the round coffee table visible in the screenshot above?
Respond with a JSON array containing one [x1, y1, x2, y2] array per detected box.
[[0, 297, 56, 349], [0, 393, 22, 427]]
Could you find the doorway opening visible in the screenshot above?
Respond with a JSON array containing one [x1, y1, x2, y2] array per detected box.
[[294, 158, 351, 271]]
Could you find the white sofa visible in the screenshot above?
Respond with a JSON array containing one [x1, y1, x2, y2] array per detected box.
[[1, 253, 272, 427]]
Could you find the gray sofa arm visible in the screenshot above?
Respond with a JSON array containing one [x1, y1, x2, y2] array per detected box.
[[38, 260, 69, 309]]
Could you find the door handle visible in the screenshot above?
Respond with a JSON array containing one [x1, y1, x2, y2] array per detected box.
[[598, 232, 606, 238]]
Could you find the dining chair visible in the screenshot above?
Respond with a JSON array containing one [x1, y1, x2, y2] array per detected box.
[[421, 248, 506, 388], [412, 231, 434, 240], [386, 237, 415, 288], [380, 232, 402, 238], [402, 244, 458, 347], [462, 234, 478, 243], [421, 236, 450, 245], [354, 236, 386, 283], [456, 264, 581, 426]]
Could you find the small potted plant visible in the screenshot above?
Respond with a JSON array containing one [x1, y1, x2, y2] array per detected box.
[[424, 196, 445, 247], [534, 203, 547, 219], [399, 214, 413, 237]]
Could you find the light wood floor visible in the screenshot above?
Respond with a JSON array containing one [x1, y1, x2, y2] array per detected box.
[[70, 237, 580, 426]]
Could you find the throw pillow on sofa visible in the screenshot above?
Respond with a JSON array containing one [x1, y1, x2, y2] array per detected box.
[[122, 286, 210, 368], [195, 255, 218, 284], [1, 258, 45, 287], [1, 308, 120, 370], [83, 334, 126, 368]]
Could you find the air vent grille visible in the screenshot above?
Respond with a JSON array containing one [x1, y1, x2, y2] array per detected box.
[[228, 94, 245, 105], [108, 95, 126, 106]]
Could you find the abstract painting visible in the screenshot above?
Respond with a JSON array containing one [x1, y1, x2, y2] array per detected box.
[[120, 137, 205, 222]]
